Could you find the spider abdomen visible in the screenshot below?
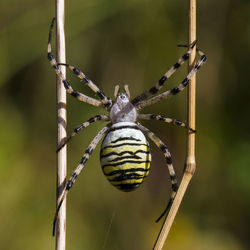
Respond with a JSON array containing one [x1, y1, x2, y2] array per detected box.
[[100, 122, 151, 192]]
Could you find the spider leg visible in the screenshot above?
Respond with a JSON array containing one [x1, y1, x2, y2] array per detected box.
[[58, 63, 112, 109], [57, 115, 110, 152], [137, 123, 178, 222], [138, 114, 195, 133], [131, 41, 197, 105], [47, 18, 103, 108], [53, 125, 110, 236], [136, 49, 206, 110]]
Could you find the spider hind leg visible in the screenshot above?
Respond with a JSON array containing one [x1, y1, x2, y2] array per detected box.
[[52, 125, 110, 236], [137, 123, 179, 222]]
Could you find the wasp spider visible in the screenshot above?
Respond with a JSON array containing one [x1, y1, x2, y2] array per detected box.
[[48, 18, 206, 234]]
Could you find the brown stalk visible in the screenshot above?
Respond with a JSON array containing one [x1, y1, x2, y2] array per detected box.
[[55, 0, 67, 250], [153, 0, 197, 249]]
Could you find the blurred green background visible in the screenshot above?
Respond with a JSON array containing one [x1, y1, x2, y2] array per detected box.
[[1, 0, 250, 249]]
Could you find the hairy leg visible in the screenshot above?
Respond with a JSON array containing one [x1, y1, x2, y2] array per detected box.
[[48, 18, 102, 108], [137, 123, 178, 222], [136, 49, 206, 110], [52, 125, 110, 235]]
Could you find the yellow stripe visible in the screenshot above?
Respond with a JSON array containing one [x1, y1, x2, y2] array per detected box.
[[101, 144, 149, 155], [103, 162, 151, 175]]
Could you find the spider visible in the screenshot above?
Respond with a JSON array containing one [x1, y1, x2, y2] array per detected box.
[[48, 18, 206, 235]]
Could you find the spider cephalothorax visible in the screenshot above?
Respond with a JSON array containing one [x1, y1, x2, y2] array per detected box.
[[110, 91, 137, 123], [48, 18, 206, 234]]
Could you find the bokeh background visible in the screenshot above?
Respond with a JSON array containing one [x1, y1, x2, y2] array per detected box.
[[1, 0, 250, 249]]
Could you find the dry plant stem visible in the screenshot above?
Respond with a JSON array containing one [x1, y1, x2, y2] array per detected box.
[[153, 0, 196, 249], [55, 1, 67, 250], [153, 173, 193, 250], [186, 0, 197, 175]]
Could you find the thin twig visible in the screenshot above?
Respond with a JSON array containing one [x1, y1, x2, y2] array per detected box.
[[153, 1, 196, 249], [55, 1, 67, 250], [186, 0, 197, 175]]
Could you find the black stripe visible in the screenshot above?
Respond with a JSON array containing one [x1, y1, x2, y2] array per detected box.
[[172, 183, 179, 192], [175, 120, 182, 126], [200, 55, 207, 62], [62, 80, 70, 89], [102, 160, 151, 169], [114, 183, 140, 191], [173, 62, 181, 69], [80, 157, 87, 165], [149, 87, 158, 94], [75, 125, 85, 133], [158, 76, 167, 86], [83, 77, 89, 83], [170, 87, 180, 95], [104, 100, 112, 108], [105, 167, 149, 176], [73, 67, 80, 75], [85, 147, 93, 155], [181, 77, 189, 87], [195, 64, 201, 70], [160, 144, 168, 153], [107, 125, 139, 133], [110, 173, 144, 182], [53, 64, 59, 70], [107, 155, 142, 162], [66, 180, 73, 190], [100, 149, 150, 159], [101, 142, 149, 151], [88, 117, 96, 123], [166, 157, 172, 164], [71, 91, 80, 98], [110, 137, 141, 144], [182, 53, 189, 60], [170, 175, 176, 181], [47, 52, 53, 61], [97, 90, 106, 100], [131, 93, 148, 105]]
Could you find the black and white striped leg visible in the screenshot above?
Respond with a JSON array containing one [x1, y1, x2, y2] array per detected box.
[[138, 114, 195, 133], [53, 125, 110, 236], [57, 115, 110, 152], [136, 49, 206, 110], [131, 40, 197, 105], [137, 123, 178, 222], [47, 18, 102, 108], [58, 63, 112, 109]]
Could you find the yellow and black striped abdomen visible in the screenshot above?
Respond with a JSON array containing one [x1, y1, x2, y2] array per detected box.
[[100, 122, 151, 192]]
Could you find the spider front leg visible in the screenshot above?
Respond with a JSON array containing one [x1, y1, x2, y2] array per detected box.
[[132, 40, 197, 105], [53, 125, 110, 236], [57, 115, 110, 152], [137, 123, 178, 222], [136, 48, 206, 110], [47, 18, 103, 108], [58, 63, 112, 109], [138, 114, 196, 133]]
